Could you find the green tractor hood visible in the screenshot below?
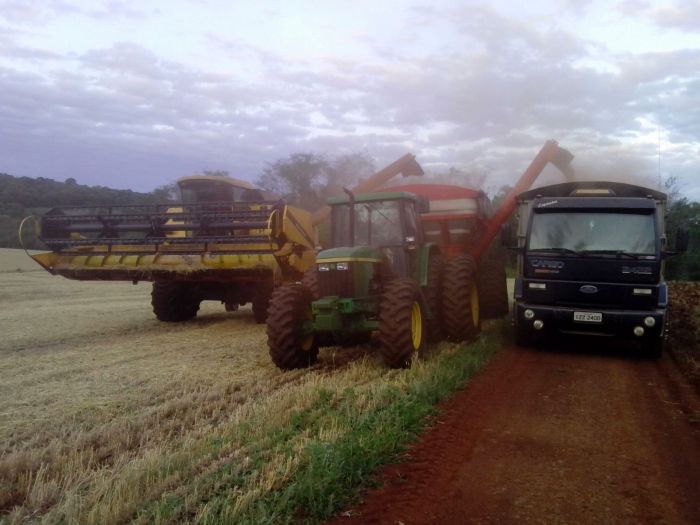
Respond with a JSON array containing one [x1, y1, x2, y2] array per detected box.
[[316, 245, 384, 264]]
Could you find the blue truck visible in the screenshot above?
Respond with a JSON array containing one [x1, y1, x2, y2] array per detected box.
[[512, 181, 688, 357]]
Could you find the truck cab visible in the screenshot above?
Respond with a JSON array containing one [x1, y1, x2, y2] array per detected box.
[[512, 181, 674, 356]]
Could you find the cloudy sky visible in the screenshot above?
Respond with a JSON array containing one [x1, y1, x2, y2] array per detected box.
[[1, 0, 699, 199]]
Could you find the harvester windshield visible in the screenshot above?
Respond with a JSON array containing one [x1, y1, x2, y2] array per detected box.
[[529, 211, 656, 255]]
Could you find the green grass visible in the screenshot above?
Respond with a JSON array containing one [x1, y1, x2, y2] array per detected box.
[[132, 323, 506, 525]]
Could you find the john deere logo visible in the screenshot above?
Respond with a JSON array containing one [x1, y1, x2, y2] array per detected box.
[[579, 285, 598, 294]]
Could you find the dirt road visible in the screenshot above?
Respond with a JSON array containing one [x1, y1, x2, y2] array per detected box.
[[330, 344, 700, 525]]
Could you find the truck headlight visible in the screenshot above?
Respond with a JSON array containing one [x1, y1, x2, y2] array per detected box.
[[318, 263, 330, 272], [643, 316, 656, 328], [336, 262, 349, 271], [524, 309, 535, 320]]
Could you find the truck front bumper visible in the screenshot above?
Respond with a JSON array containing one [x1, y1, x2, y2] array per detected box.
[[514, 302, 666, 340]]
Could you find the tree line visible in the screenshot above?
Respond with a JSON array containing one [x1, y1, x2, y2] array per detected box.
[[0, 153, 380, 249], [2, 156, 698, 281]]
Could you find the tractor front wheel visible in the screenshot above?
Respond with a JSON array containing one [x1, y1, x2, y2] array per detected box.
[[151, 281, 200, 322], [267, 284, 319, 370], [378, 278, 425, 368], [442, 255, 481, 341]]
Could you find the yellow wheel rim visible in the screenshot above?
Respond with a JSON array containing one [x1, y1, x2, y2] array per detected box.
[[470, 283, 479, 328], [411, 301, 423, 350]]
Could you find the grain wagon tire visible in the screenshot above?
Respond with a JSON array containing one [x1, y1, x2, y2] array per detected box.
[[301, 268, 320, 300], [477, 246, 509, 319], [641, 337, 663, 359], [425, 254, 444, 342], [151, 281, 199, 322], [442, 255, 481, 342], [252, 284, 273, 324], [267, 285, 319, 370], [378, 278, 425, 368]]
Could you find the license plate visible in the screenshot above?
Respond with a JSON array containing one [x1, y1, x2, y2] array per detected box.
[[573, 311, 602, 323]]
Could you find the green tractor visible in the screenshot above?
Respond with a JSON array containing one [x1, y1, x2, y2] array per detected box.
[[266, 190, 478, 369]]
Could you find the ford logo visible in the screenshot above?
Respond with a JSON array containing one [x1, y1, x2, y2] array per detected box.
[[531, 259, 564, 269], [579, 285, 598, 294]]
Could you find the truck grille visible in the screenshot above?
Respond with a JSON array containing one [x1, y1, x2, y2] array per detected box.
[[317, 266, 355, 298]]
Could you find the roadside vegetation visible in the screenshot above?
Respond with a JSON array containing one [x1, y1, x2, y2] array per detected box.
[[0, 265, 504, 524], [668, 281, 700, 391]]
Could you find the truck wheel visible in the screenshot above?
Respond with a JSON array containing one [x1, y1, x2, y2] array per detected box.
[[151, 281, 200, 322], [514, 320, 532, 347], [267, 284, 319, 370], [425, 254, 444, 342], [442, 255, 480, 341], [252, 285, 273, 324], [477, 245, 509, 319], [378, 278, 425, 368], [641, 337, 663, 359]]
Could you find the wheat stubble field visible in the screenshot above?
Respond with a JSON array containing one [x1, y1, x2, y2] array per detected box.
[[0, 249, 499, 524]]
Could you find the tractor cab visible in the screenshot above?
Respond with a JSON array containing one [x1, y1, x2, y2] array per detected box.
[[324, 192, 427, 280]]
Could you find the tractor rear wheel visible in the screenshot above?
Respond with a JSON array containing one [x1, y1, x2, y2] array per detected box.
[[267, 284, 319, 370], [442, 255, 481, 341], [477, 245, 509, 319], [301, 268, 320, 299], [425, 254, 444, 342], [378, 278, 425, 368], [151, 281, 200, 322]]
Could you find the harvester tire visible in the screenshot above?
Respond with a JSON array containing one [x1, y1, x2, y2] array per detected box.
[[151, 281, 200, 322], [252, 285, 272, 324], [267, 284, 319, 370], [442, 255, 481, 341], [425, 254, 444, 342], [477, 244, 509, 319], [378, 278, 425, 368]]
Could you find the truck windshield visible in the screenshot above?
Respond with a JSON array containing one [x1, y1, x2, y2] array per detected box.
[[332, 200, 404, 247], [528, 211, 656, 255]]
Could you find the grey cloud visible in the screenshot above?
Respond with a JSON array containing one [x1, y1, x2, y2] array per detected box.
[[0, 0, 152, 24], [649, 0, 700, 32], [0, 3, 698, 200]]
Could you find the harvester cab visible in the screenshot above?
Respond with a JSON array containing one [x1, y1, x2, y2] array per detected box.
[[266, 190, 474, 370], [177, 175, 257, 204]]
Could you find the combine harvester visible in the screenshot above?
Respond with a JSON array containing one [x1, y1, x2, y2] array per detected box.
[[22, 155, 423, 323], [266, 141, 574, 369]]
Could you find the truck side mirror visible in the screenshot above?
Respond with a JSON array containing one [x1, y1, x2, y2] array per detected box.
[[675, 226, 689, 253], [500, 223, 512, 247]]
